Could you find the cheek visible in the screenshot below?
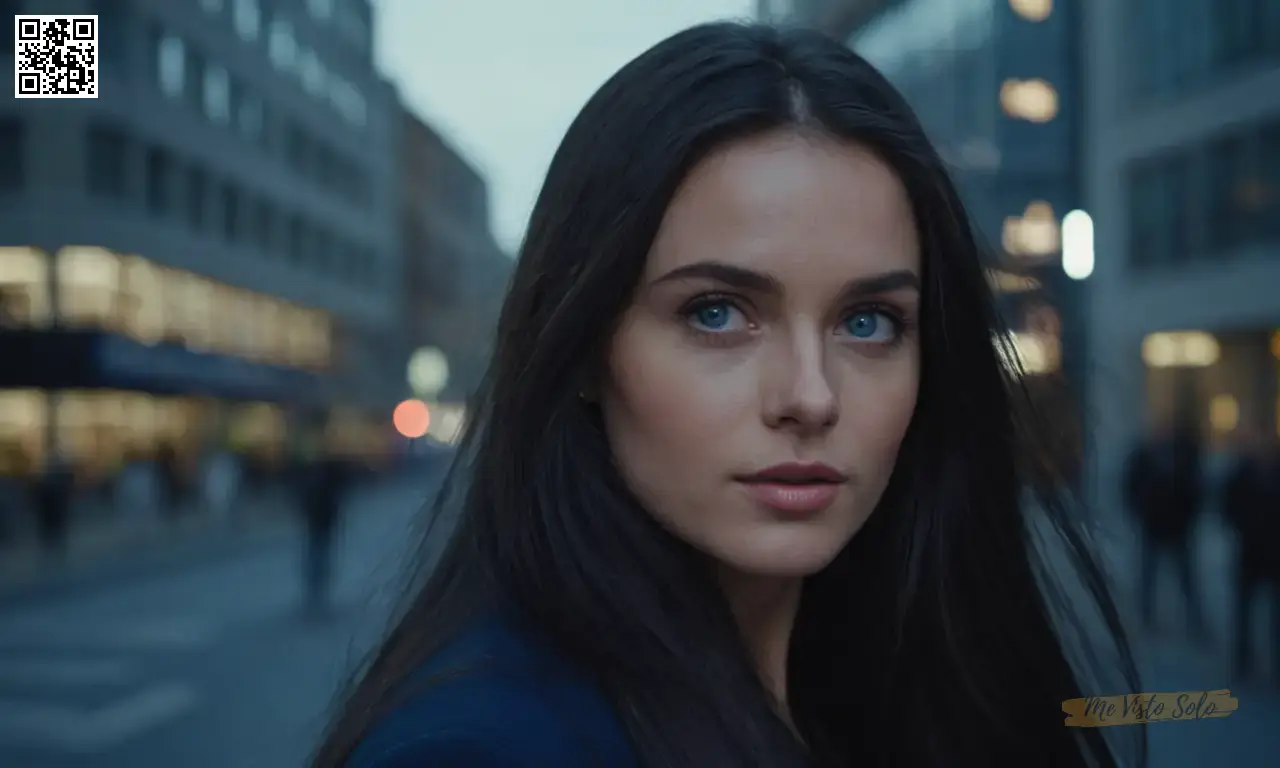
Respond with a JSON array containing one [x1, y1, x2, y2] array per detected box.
[[840, 362, 918, 467], [602, 323, 752, 494]]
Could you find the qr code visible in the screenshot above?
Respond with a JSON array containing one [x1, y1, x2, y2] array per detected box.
[[14, 15, 98, 99]]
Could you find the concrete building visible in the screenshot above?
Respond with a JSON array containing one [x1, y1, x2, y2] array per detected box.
[[1081, 0, 1280, 512], [400, 110, 511, 427], [764, 0, 1091, 477], [0, 0, 403, 478]]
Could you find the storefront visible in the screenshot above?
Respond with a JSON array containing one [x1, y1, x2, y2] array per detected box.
[[0, 246, 333, 483], [1141, 327, 1280, 447]]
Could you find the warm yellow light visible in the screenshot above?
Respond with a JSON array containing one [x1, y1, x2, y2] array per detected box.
[[1010, 0, 1052, 22], [1000, 78, 1059, 122], [1003, 201, 1061, 257], [1270, 330, 1280, 360], [986, 268, 1042, 293], [1209, 395, 1239, 434], [1141, 332, 1220, 368]]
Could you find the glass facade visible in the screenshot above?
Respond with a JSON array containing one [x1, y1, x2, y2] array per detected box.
[[0, 247, 332, 370]]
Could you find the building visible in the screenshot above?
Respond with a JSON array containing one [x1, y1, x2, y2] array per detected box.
[[0, 0, 403, 482], [1081, 0, 1280, 511], [763, 0, 1090, 477], [399, 108, 511, 439]]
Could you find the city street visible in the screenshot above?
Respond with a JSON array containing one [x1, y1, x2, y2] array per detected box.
[[0, 475, 443, 768], [0, 476, 1275, 767]]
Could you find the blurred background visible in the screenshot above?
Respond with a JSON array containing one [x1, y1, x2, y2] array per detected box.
[[0, 0, 1276, 765]]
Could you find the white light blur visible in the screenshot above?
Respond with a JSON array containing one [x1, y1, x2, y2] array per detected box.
[[1061, 209, 1094, 280]]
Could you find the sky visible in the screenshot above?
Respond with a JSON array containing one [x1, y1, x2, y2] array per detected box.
[[376, 0, 758, 256]]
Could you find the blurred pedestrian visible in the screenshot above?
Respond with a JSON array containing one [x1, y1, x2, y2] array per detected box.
[[1123, 401, 1207, 639], [1222, 425, 1280, 683], [299, 439, 350, 619]]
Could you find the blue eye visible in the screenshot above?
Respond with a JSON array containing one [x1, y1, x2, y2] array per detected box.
[[841, 310, 898, 342], [687, 300, 742, 332]]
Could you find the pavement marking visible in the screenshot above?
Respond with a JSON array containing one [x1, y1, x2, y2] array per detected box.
[[0, 658, 135, 687], [0, 681, 200, 753]]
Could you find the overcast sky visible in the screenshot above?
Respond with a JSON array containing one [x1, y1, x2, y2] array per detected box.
[[376, 0, 757, 255]]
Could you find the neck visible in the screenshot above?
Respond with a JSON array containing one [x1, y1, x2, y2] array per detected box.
[[717, 569, 803, 712]]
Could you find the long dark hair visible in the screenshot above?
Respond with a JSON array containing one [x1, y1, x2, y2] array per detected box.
[[316, 22, 1143, 767]]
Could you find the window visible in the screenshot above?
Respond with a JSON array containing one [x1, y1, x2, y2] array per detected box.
[[288, 216, 307, 262], [1261, 120, 1280, 238], [0, 248, 52, 328], [185, 166, 208, 230], [234, 0, 262, 42], [298, 47, 326, 96], [86, 124, 128, 199], [267, 19, 296, 71], [92, 0, 129, 76], [200, 0, 225, 13], [221, 183, 241, 241], [234, 84, 264, 140], [307, 0, 334, 21], [144, 147, 173, 215], [251, 198, 275, 252], [156, 34, 185, 99], [0, 120, 23, 192], [203, 65, 231, 124], [1206, 131, 1265, 249], [56, 247, 122, 332]]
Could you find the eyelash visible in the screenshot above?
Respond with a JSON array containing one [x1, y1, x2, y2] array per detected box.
[[678, 293, 912, 348]]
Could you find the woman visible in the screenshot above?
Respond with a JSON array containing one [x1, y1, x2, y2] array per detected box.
[[316, 22, 1143, 767]]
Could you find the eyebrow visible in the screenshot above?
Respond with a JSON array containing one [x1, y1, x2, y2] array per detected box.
[[649, 260, 920, 298]]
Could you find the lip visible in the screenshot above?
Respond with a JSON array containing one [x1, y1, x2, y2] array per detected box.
[[734, 463, 848, 517]]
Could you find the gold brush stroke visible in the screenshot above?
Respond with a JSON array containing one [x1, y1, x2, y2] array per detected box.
[[1062, 689, 1239, 727]]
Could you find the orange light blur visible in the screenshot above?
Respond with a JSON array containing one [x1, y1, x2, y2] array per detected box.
[[393, 399, 430, 439]]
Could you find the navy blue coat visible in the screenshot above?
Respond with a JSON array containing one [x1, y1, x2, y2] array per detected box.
[[345, 618, 638, 767]]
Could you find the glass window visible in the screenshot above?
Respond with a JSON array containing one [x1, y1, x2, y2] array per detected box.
[[157, 34, 185, 99], [164, 272, 214, 349], [86, 123, 128, 199], [57, 247, 122, 332], [250, 197, 275, 252], [233, 0, 262, 42], [298, 47, 326, 96], [118, 255, 165, 344], [288, 215, 308, 263], [267, 19, 295, 71], [234, 84, 264, 140], [221, 183, 241, 241], [307, 0, 334, 21], [200, 0, 225, 14], [1260, 120, 1280, 239], [203, 65, 231, 124], [0, 119, 25, 192], [144, 147, 172, 216], [0, 248, 52, 328], [185, 166, 208, 231]]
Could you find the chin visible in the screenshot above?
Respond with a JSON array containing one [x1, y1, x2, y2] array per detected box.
[[713, 531, 849, 579]]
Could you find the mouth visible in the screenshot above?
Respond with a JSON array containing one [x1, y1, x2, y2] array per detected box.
[[734, 463, 847, 516]]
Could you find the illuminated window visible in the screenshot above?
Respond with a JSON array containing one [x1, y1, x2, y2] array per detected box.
[[1003, 201, 1060, 258], [1209, 395, 1239, 434], [0, 247, 52, 328], [1000, 78, 1058, 122], [1141, 332, 1220, 368], [307, 0, 334, 21], [119, 256, 166, 344], [1010, 0, 1052, 22], [57, 247, 121, 331]]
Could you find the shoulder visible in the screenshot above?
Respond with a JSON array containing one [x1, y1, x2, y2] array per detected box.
[[345, 618, 636, 768]]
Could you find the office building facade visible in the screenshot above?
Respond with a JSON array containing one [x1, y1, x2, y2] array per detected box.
[[0, 0, 402, 479], [1082, 0, 1280, 511], [765, 0, 1089, 476], [400, 109, 511, 424]]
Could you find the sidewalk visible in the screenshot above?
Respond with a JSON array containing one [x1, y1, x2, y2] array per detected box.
[[0, 488, 299, 601]]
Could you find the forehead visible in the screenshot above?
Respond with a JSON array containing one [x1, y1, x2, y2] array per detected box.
[[647, 130, 919, 280]]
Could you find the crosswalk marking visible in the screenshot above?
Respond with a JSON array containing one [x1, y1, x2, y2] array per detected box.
[[0, 682, 200, 753]]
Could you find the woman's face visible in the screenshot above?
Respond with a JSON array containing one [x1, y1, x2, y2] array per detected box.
[[602, 130, 921, 578]]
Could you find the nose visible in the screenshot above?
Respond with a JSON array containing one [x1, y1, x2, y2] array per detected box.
[[762, 330, 839, 436]]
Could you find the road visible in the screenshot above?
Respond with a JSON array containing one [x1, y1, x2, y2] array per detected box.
[[0, 476, 1274, 767]]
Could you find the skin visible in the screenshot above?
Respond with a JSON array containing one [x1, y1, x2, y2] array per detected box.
[[600, 130, 922, 709]]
